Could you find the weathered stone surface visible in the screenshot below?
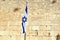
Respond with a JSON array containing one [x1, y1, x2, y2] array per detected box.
[[0, 0, 60, 40]]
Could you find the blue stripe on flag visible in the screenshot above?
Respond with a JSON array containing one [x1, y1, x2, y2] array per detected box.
[[22, 23, 25, 33], [25, 5, 28, 14]]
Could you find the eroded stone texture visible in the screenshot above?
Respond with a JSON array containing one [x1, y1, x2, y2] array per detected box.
[[0, 0, 60, 40]]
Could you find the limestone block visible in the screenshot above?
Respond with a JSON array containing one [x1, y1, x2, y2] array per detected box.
[[9, 31, 20, 35], [0, 31, 9, 35]]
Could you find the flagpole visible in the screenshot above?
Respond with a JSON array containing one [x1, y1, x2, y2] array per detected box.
[[22, 1, 28, 40], [24, 2, 28, 40], [24, 33, 26, 40]]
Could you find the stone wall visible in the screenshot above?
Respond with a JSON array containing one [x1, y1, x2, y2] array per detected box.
[[0, 0, 60, 40]]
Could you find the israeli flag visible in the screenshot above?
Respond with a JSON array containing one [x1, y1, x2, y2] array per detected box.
[[22, 3, 28, 33]]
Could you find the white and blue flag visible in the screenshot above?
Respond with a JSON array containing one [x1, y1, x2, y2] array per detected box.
[[22, 3, 28, 33]]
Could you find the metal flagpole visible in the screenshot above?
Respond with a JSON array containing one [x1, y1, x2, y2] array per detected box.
[[24, 33, 26, 40]]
